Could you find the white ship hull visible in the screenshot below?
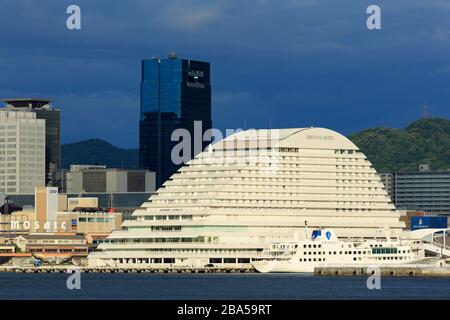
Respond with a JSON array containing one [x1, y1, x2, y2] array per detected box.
[[253, 259, 424, 273], [252, 229, 426, 273], [253, 260, 316, 273]]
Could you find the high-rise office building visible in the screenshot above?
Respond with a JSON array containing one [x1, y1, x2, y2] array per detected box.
[[2, 99, 61, 187], [0, 110, 46, 195], [379, 169, 450, 216], [139, 52, 212, 187]]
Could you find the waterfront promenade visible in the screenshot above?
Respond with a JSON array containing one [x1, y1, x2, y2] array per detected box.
[[1, 264, 450, 276]]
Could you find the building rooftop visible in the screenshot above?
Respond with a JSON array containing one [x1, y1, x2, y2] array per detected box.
[[211, 127, 358, 151], [381, 171, 450, 175], [26, 233, 84, 240], [2, 98, 53, 109], [9, 193, 153, 209], [69, 165, 153, 173]]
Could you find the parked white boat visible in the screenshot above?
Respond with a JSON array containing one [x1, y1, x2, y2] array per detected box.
[[252, 229, 425, 273]]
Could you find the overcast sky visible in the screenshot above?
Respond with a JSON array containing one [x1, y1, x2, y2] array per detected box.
[[1, 0, 449, 147]]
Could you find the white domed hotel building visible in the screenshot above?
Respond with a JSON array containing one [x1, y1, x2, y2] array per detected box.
[[88, 127, 405, 268]]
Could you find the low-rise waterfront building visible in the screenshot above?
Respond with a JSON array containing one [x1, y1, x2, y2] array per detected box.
[[66, 197, 99, 212], [0, 188, 122, 243], [57, 211, 122, 234], [0, 245, 15, 254], [0, 208, 35, 238], [1, 208, 122, 236], [26, 233, 88, 258]]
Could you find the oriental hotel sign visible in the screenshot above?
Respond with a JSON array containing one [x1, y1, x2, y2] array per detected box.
[[305, 135, 334, 141]]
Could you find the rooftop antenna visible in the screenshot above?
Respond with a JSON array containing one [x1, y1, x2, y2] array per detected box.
[[244, 117, 247, 130], [422, 103, 429, 119], [269, 118, 272, 129]]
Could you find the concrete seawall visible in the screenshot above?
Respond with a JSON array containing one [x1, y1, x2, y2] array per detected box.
[[0, 266, 256, 274], [315, 265, 450, 276], [1, 265, 449, 276]]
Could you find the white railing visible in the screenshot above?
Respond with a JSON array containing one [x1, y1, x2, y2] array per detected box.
[[422, 242, 450, 258]]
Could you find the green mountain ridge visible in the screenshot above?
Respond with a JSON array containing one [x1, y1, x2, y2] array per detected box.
[[62, 118, 450, 173], [61, 139, 138, 169], [348, 118, 450, 172]]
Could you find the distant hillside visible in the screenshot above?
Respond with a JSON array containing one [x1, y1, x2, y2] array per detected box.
[[349, 118, 450, 172], [61, 139, 138, 169]]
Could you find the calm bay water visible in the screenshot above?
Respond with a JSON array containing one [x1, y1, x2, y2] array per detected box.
[[0, 273, 449, 300]]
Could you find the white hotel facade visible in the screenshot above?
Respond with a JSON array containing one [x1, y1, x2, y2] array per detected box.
[[88, 127, 405, 268]]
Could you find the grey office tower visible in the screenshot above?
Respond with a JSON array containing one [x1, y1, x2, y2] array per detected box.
[[2, 98, 61, 187]]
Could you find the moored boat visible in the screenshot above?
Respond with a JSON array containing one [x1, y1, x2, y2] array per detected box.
[[252, 229, 425, 273]]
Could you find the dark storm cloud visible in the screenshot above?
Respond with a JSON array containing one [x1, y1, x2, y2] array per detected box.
[[0, 0, 449, 147]]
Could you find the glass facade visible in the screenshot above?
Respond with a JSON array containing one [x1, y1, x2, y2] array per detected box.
[[139, 56, 211, 186], [35, 108, 61, 186]]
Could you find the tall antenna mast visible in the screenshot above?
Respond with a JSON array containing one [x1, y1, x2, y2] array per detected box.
[[422, 103, 429, 119]]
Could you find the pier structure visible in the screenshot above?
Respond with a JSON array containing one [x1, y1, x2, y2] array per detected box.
[[0, 266, 256, 274], [1, 260, 450, 276], [314, 264, 450, 276]]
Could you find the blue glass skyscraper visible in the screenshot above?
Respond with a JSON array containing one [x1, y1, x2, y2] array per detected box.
[[139, 52, 212, 186]]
